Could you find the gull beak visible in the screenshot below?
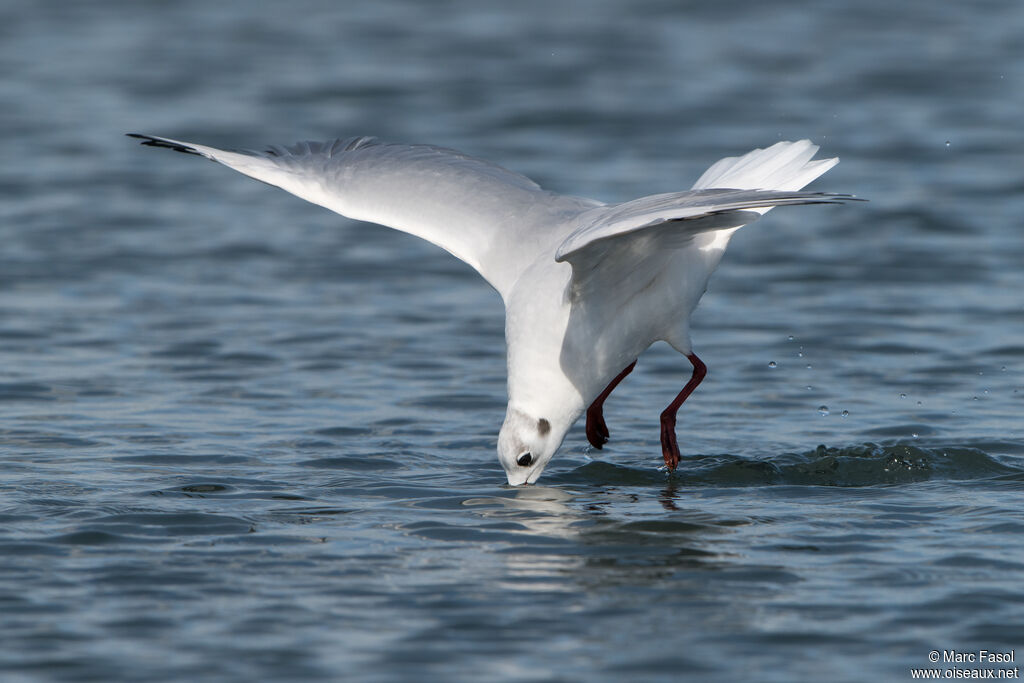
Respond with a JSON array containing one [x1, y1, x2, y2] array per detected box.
[[505, 463, 547, 486], [505, 470, 532, 487]]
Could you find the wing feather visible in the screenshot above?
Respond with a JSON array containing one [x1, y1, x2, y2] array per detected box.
[[128, 134, 596, 298], [554, 140, 859, 311], [556, 189, 853, 264]]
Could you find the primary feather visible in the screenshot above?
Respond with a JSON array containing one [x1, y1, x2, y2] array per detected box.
[[127, 133, 596, 298]]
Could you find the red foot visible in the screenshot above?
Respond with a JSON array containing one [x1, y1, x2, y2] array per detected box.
[[584, 360, 636, 450], [658, 353, 707, 472], [585, 405, 610, 449], [660, 413, 681, 470]]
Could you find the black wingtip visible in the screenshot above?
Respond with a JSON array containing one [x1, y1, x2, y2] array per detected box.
[[126, 133, 200, 156]]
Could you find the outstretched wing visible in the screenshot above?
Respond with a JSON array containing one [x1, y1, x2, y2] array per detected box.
[[129, 134, 598, 299]]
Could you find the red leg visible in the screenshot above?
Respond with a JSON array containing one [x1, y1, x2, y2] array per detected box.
[[585, 360, 637, 449], [659, 353, 707, 471]]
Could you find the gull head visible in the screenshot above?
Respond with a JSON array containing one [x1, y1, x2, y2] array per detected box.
[[498, 406, 565, 486]]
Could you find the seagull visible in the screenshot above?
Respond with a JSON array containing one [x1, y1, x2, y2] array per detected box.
[[128, 133, 856, 485]]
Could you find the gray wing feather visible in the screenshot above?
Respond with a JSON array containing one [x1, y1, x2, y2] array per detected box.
[[556, 189, 855, 263], [129, 134, 592, 298]]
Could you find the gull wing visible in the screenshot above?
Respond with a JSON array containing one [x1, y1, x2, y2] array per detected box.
[[554, 140, 857, 301], [555, 188, 851, 264], [129, 134, 596, 299], [554, 190, 852, 305]]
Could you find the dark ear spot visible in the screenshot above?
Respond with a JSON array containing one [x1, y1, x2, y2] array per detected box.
[[537, 418, 550, 435]]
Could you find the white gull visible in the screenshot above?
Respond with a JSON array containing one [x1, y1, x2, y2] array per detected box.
[[129, 133, 856, 485]]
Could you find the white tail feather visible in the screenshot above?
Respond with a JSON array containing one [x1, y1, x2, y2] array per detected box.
[[692, 140, 838, 194]]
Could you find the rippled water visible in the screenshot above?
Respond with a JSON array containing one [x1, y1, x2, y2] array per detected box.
[[2, 0, 1023, 681]]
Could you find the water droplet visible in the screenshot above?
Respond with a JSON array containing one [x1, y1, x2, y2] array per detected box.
[[1001, 366, 1007, 372], [945, 140, 951, 147], [806, 385, 813, 391], [806, 364, 813, 370], [916, 401, 922, 406], [818, 405, 830, 416], [841, 410, 849, 418], [983, 389, 989, 395], [768, 360, 777, 368], [787, 335, 795, 342], [912, 432, 919, 438], [899, 393, 907, 399], [797, 352, 804, 358], [972, 396, 979, 401]]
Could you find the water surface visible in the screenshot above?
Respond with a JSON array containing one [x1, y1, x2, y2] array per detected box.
[[2, 0, 1023, 681]]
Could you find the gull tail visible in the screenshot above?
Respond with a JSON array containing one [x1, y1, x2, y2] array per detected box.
[[692, 140, 838, 194], [687, 140, 853, 253]]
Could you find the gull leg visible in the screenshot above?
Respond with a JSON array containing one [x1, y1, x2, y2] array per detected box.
[[659, 353, 707, 471], [585, 360, 637, 449]]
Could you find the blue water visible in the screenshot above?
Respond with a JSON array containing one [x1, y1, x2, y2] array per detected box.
[[2, 0, 1023, 681]]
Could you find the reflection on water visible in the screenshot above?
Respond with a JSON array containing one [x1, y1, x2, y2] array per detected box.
[[464, 487, 585, 591], [466, 486, 582, 538]]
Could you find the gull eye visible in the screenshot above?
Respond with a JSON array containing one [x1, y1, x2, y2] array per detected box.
[[517, 452, 533, 467]]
